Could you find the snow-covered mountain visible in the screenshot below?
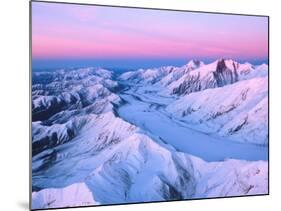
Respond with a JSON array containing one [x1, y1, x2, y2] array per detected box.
[[119, 66, 174, 84], [32, 67, 120, 121], [32, 61, 268, 209], [119, 59, 268, 96], [32, 67, 121, 156], [32, 183, 99, 209], [118, 58, 268, 145], [168, 59, 268, 96], [32, 110, 267, 208], [118, 60, 204, 86], [166, 77, 268, 145], [159, 60, 205, 86]]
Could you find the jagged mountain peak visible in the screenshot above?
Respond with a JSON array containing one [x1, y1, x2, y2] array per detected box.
[[186, 59, 204, 69], [216, 58, 228, 73], [213, 58, 239, 71]]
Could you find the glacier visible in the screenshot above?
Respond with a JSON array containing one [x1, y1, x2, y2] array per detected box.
[[31, 59, 268, 209]]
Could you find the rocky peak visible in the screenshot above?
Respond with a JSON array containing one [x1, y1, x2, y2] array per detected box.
[[214, 59, 238, 87], [216, 59, 227, 73]]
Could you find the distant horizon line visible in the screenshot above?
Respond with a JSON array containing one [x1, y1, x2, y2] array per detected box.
[[32, 57, 269, 71]]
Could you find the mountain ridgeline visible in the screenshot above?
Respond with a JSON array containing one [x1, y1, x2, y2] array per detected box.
[[31, 59, 268, 209]]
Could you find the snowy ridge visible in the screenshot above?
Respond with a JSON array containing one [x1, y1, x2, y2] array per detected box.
[[32, 110, 196, 205], [119, 59, 268, 145], [32, 67, 120, 121], [192, 157, 268, 197], [118, 60, 204, 86], [32, 67, 122, 155], [118, 66, 174, 84], [167, 59, 268, 96], [32, 109, 267, 208], [166, 76, 268, 144], [32, 183, 99, 209], [119, 59, 268, 96], [158, 60, 205, 86], [32, 61, 268, 209]]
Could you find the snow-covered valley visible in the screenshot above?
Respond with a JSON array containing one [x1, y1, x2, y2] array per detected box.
[[31, 59, 268, 209], [117, 85, 267, 161]]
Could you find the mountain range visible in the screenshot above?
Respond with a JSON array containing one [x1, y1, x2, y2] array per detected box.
[[31, 59, 268, 209]]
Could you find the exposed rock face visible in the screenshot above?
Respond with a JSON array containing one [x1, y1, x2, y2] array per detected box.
[[171, 59, 241, 96], [172, 73, 205, 95], [193, 60, 201, 67], [119, 59, 268, 98], [213, 59, 239, 87]]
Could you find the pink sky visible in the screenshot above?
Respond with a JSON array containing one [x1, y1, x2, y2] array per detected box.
[[32, 2, 268, 63]]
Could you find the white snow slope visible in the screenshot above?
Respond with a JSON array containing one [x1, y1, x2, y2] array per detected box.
[[32, 183, 99, 209], [166, 77, 268, 145], [31, 61, 268, 209], [32, 110, 268, 209]]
